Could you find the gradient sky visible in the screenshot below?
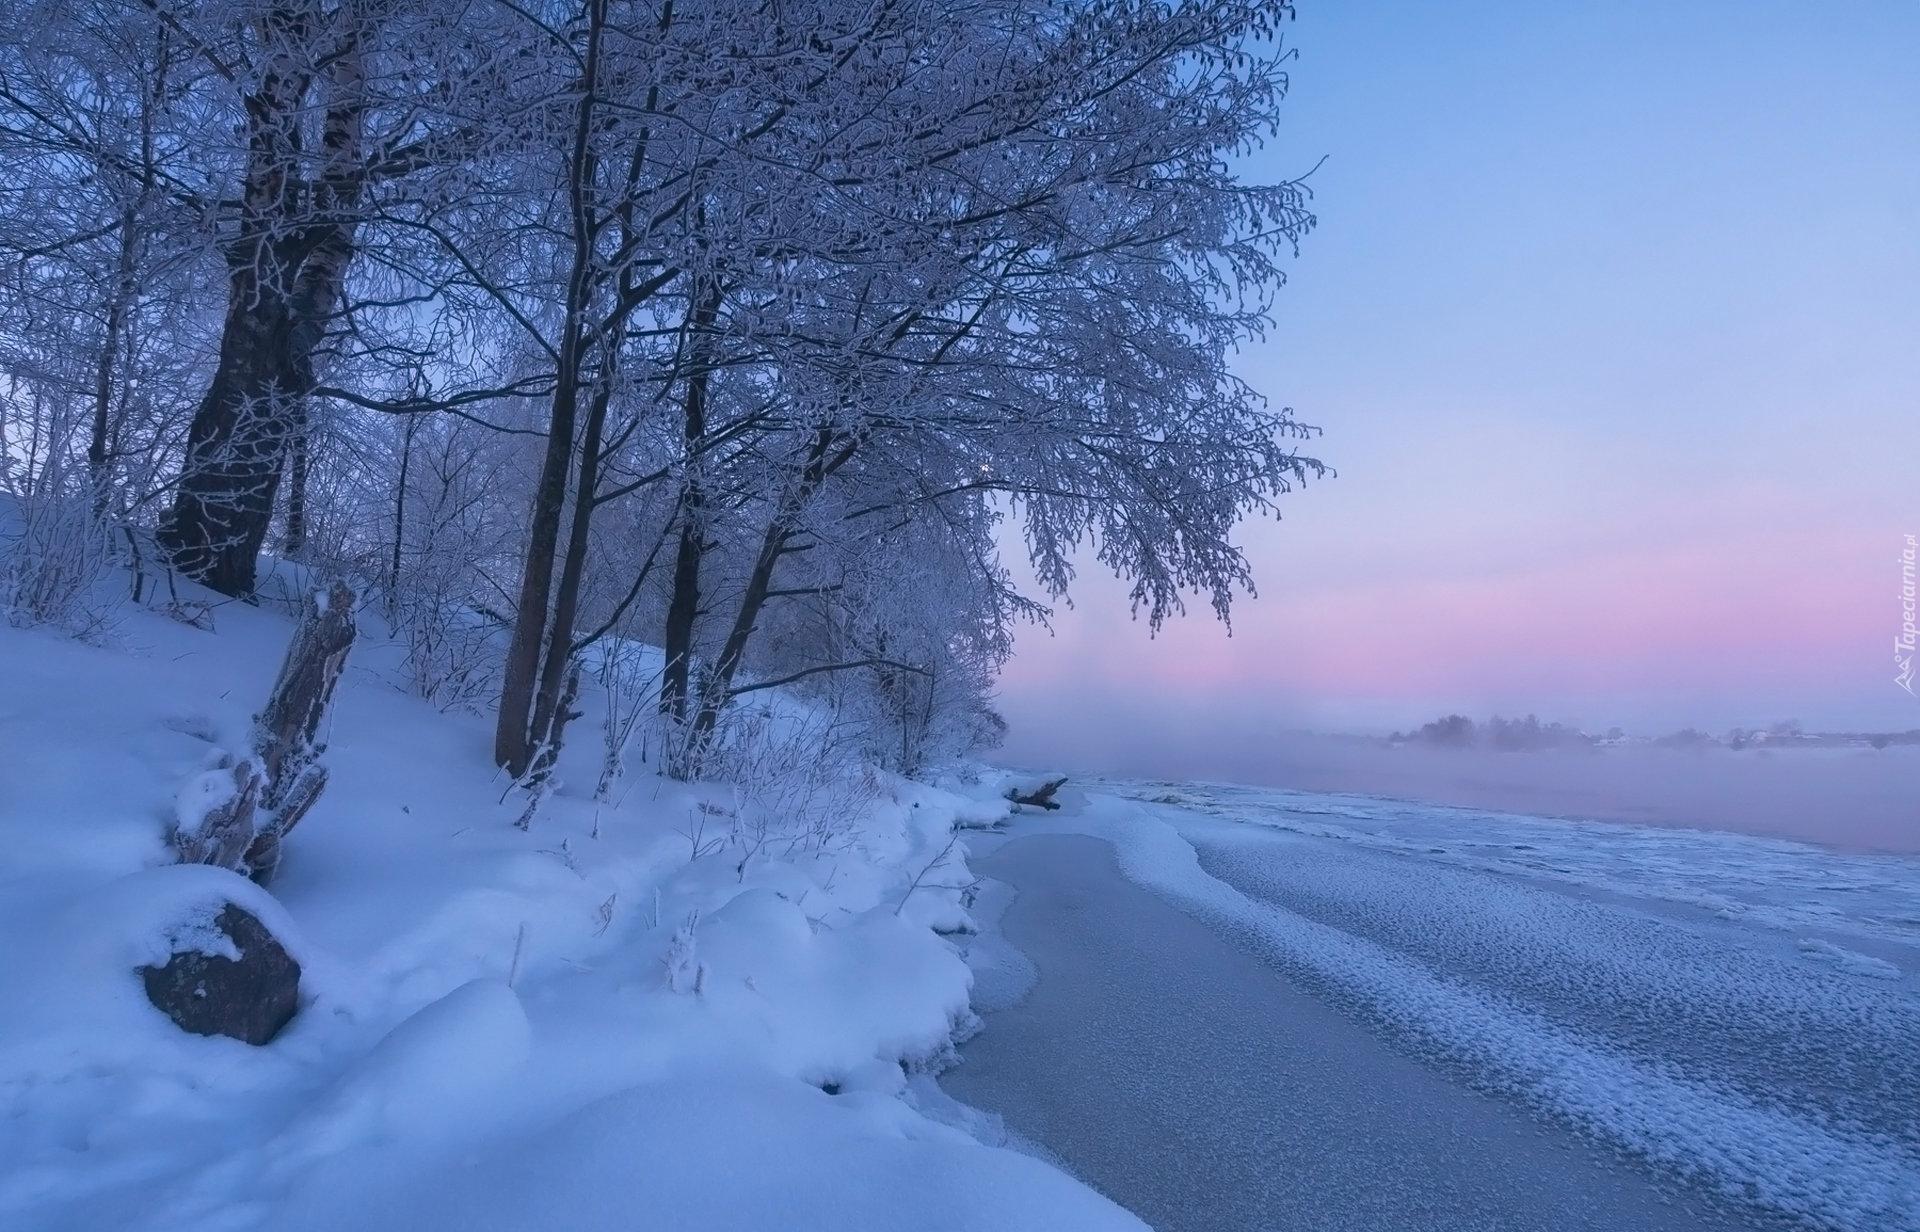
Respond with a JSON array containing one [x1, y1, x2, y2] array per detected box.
[[998, 0, 1920, 770]]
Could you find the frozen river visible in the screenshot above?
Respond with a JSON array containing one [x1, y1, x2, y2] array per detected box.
[[941, 782, 1920, 1232]]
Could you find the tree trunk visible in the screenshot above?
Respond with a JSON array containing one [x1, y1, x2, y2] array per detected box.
[[525, 351, 618, 774], [387, 413, 416, 620], [245, 577, 357, 880], [494, 341, 584, 775], [253, 578, 358, 802], [684, 510, 789, 757], [89, 205, 139, 514], [283, 399, 310, 559], [682, 428, 849, 762], [494, 0, 607, 776], [158, 262, 305, 594], [171, 579, 356, 882], [659, 284, 722, 724], [89, 35, 164, 516], [157, 2, 364, 597], [659, 509, 703, 724]]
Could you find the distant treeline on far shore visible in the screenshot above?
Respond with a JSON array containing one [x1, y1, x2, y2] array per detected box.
[[1385, 716, 1920, 752]]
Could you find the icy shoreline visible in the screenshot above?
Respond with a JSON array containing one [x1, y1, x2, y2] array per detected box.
[[947, 782, 1920, 1232]]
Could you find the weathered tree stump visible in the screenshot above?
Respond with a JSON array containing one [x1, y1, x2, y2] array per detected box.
[[169, 579, 356, 883], [244, 578, 356, 880], [139, 902, 302, 1045], [173, 759, 260, 871]]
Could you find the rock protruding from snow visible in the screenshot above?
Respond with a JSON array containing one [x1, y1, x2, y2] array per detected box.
[[139, 902, 301, 1045]]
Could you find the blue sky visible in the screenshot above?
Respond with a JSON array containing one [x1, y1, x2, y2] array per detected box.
[[999, 0, 1920, 768]]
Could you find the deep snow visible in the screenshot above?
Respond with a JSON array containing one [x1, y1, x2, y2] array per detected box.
[[0, 580, 1142, 1231]]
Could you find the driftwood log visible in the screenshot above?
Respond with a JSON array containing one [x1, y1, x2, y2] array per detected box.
[[174, 760, 260, 873], [1006, 776, 1067, 811]]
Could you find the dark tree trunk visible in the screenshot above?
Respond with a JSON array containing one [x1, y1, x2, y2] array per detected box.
[[494, 0, 688, 775], [658, 284, 721, 725], [157, 4, 364, 597], [684, 509, 789, 756], [89, 205, 139, 513], [283, 399, 310, 559], [681, 428, 851, 763], [90, 38, 163, 515], [525, 355, 617, 775], [659, 511, 703, 723], [494, 338, 585, 776], [158, 256, 305, 595], [495, 0, 607, 777], [387, 413, 416, 619]]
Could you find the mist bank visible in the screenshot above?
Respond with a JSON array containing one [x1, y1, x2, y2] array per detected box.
[[997, 705, 1920, 854]]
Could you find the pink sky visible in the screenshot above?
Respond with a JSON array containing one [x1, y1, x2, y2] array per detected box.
[[1003, 509, 1898, 732], [996, 0, 1919, 764]]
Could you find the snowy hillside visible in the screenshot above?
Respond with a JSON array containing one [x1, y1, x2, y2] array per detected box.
[[0, 587, 1141, 1231]]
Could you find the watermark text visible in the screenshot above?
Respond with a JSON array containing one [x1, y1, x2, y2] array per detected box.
[[1899, 534, 1917, 696]]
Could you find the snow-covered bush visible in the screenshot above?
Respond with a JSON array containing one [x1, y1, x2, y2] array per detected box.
[[385, 419, 525, 711], [394, 586, 499, 712], [592, 637, 659, 801], [0, 482, 121, 640], [672, 696, 881, 867]]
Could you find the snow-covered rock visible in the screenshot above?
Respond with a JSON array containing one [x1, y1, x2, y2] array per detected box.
[[139, 900, 302, 1046]]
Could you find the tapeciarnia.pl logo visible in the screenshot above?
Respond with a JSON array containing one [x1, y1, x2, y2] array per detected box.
[[1899, 534, 1917, 697]]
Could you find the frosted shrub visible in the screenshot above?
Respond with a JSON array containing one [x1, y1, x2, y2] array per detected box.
[[394, 588, 498, 711], [662, 910, 705, 994], [386, 420, 522, 712], [670, 699, 879, 868], [594, 638, 658, 802], [0, 487, 120, 640]]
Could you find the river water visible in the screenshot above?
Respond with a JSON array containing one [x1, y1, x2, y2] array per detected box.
[[940, 782, 1920, 1232]]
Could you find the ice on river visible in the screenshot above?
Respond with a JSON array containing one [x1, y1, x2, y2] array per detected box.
[[1054, 780, 1920, 1232]]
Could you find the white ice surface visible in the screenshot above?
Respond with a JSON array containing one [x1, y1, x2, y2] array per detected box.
[[1004, 780, 1920, 1232]]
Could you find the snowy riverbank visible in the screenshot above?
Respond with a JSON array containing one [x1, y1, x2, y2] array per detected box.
[[0, 592, 1141, 1231], [10, 586, 1917, 1232]]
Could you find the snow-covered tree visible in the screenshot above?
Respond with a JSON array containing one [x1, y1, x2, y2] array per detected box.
[[0, 0, 1319, 791]]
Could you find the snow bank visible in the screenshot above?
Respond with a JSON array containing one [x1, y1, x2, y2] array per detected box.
[[275, 1072, 1136, 1232], [0, 862, 317, 1074], [0, 583, 1137, 1231]]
